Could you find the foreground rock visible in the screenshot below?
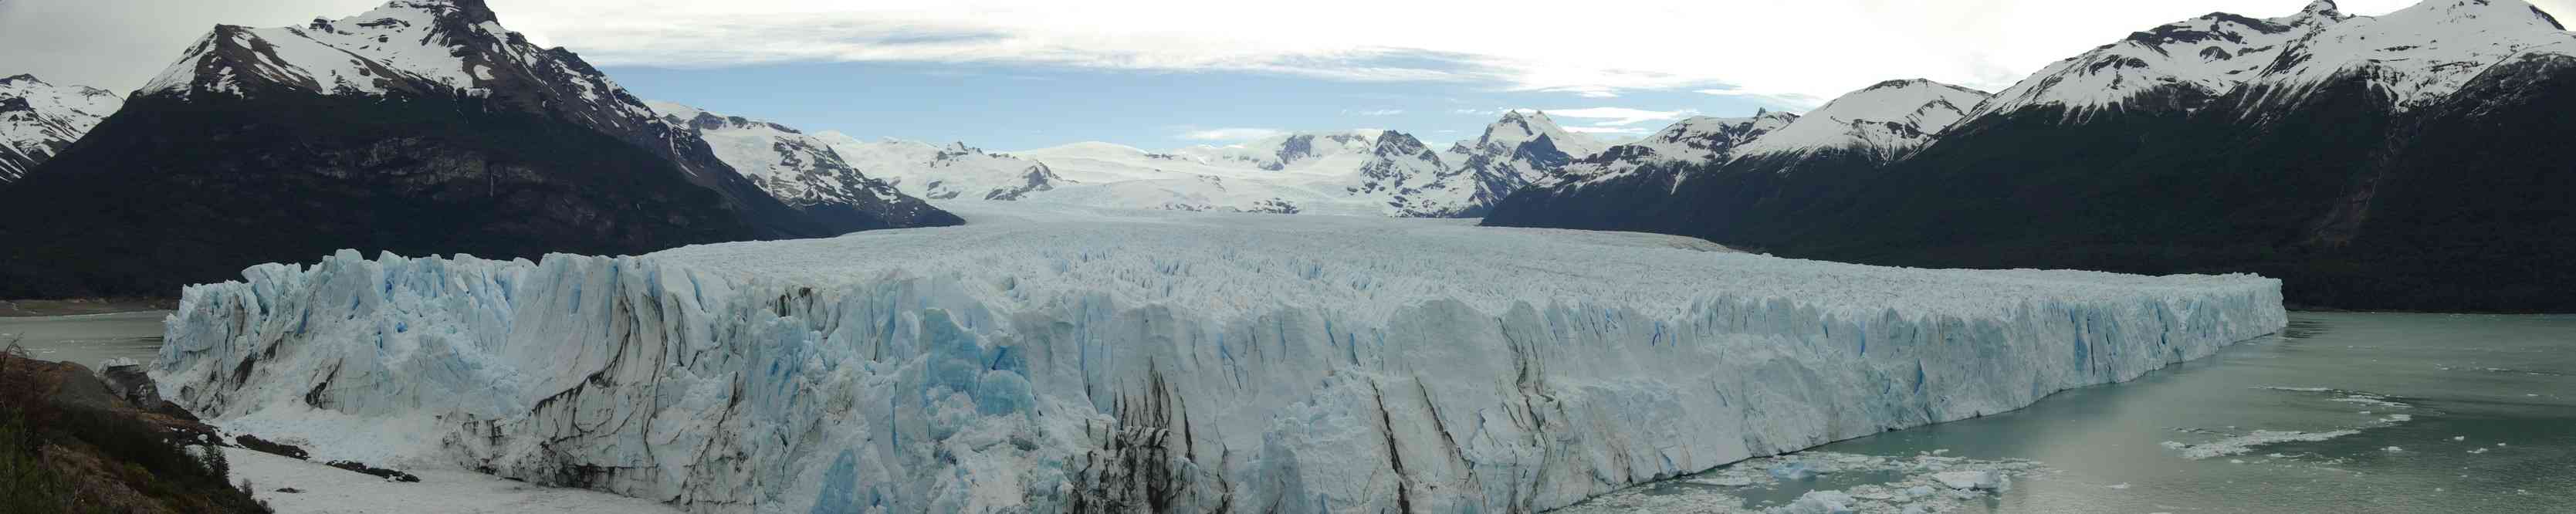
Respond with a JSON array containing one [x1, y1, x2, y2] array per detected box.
[[0, 351, 266, 512]]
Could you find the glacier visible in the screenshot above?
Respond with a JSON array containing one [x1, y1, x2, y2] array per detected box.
[[153, 201, 2284, 512]]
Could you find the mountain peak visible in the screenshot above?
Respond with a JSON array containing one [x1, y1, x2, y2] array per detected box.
[[1474, 109, 1603, 158], [2298, 0, 2344, 20], [1731, 78, 1988, 161], [1864, 79, 1933, 90], [2422, 0, 2565, 29], [381, 0, 499, 24], [1, 73, 126, 183]]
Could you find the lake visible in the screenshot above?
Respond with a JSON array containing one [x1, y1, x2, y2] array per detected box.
[[1566, 312, 2576, 512], [0, 309, 166, 369]]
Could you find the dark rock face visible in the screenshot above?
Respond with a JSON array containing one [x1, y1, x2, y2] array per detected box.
[[235, 434, 311, 460], [1488, 59, 2576, 312], [2, 94, 792, 298]]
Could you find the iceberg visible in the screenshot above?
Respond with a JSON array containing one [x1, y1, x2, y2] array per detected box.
[[154, 201, 2284, 512]]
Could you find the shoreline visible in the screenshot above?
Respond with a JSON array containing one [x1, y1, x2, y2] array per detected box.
[[1, 298, 179, 318]]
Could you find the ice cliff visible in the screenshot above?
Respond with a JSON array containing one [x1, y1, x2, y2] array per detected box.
[[155, 201, 2285, 512]]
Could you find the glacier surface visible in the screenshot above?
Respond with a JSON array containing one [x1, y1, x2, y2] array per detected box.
[[155, 201, 2284, 512]]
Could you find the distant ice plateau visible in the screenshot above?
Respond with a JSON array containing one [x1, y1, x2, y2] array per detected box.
[[154, 201, 2285, 512]]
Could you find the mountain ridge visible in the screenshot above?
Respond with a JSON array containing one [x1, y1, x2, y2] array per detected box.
[[1484, 0, 2576, 312], [0, 0, 956, 299]]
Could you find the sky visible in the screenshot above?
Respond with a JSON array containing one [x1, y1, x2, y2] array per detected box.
[[3, 0, 2569, 150]]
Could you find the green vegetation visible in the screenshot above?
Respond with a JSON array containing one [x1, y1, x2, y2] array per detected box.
[[0, 345, 272, 513]]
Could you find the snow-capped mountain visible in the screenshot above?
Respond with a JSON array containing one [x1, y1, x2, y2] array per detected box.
[[2244, 0, 2572, 112], [1965, 0, 2573, 123], [1967, 2, 2348, 123], [1544, 110, 1800, 190], [0, 0, 956, 299], [1445, 110, 1606, 184], [1349, 130, 1498, 217], [127, 0, 952, 231], [1728, 79, 1989, 163], [814, 133, 1065, 201], [1000, 113, 1615, 218], [1599, 111, 1801, 167], [0, 75, 121, 184], [140, 0, 658, 142], [1490, 0, 2576, 312], [646, 101, 936, 213], [1482, 78, 1987, 245], [1166, 130, 1382, 171], [1513, 79, 1979, 198]]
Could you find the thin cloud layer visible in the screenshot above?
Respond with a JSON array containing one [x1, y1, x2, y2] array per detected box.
[[1179, 127, 1288, 141], [471, 0, 2520, 103], [1532, 107, 1700, 127], [5, 0, 2571, 103]]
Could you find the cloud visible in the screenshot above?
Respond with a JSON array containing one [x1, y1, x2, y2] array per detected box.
[[1560, 126, 1652, 135], [1539, 85, 1619, 98], [1525, 107, 1698, 127], [1342, 109, 1405, 116], [1695, 86, 1830, 110], [17, 0, 2576, 104], [1178, 127, 1287, 141]]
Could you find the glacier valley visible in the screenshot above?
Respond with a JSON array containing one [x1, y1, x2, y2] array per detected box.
[[151, 201, 2284, 512]]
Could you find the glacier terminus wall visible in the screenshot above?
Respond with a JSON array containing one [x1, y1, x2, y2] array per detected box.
[[154, 201, 2286, 512]]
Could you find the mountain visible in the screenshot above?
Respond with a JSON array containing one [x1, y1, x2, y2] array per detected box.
[[1351, 130, 1498, 217], [1167, 130, 1382, 171], [1489, 0, 2576, 312], [1559, 110, 1800, 179], [1483, 79, 1989, 244], [1446, 110, 1607, 184], [0, 74, 121, 184], [0, 0, 955, 298], [1965, 1, 2350, 123], [813, 133, 1066, 201], [646, 102, 958, 221], [1001, 113, 1614, 217]]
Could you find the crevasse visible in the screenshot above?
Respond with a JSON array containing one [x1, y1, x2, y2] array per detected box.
[[154, 203, 2286, 513]]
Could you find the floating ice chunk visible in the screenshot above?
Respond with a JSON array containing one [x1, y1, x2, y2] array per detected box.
[[1769, 462, 1823, 481], [2331, 395, 2411, 408], [2166, 430, 2361, 459], [2383, 446, 2404, 453], [1689, 474, 1756, 487], [1772, 491, 1857, 514]]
